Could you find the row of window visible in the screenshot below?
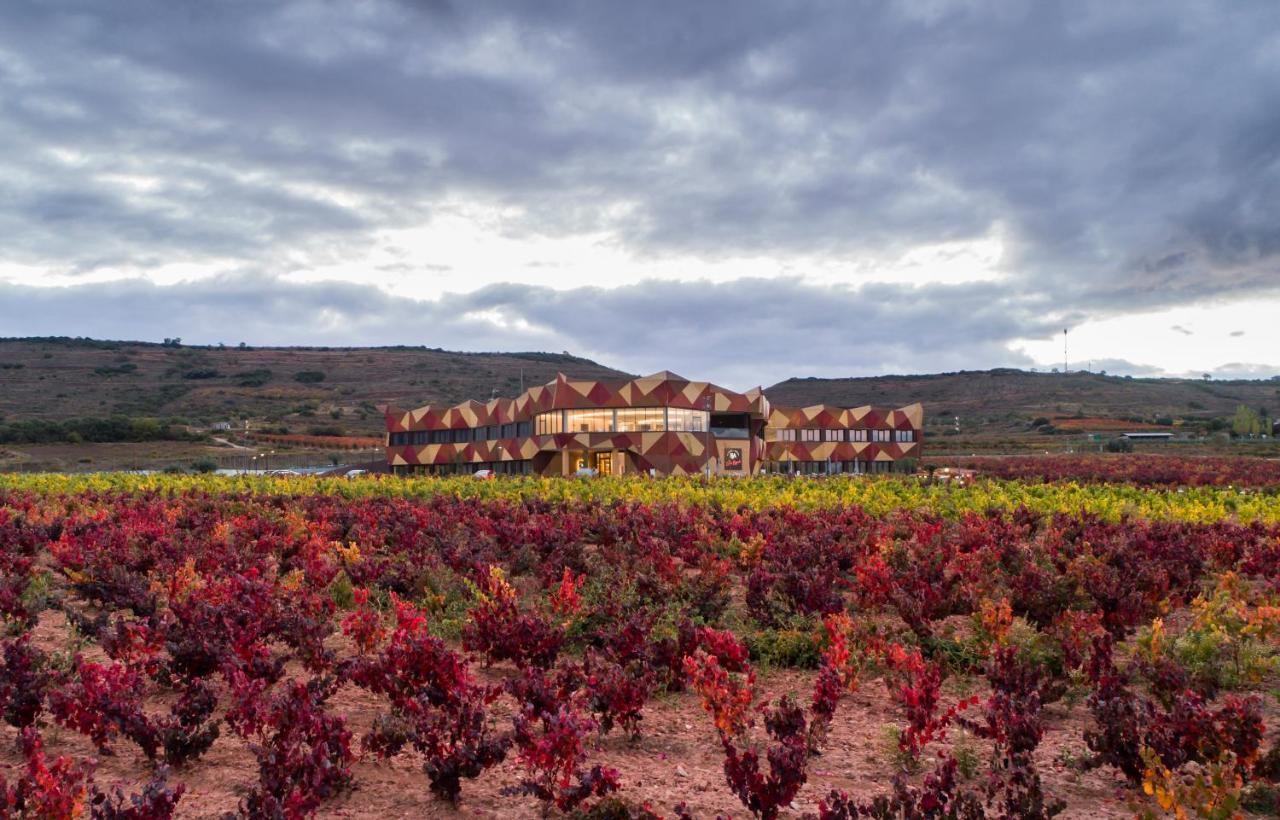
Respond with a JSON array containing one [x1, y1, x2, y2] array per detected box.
[[535, 408, 709, 435], [392, 419, 915, 447], [764, 460, 902, 475], [392, 460, 533, 476], [773, 428, 915, 443], [389, 422, 533, 446]]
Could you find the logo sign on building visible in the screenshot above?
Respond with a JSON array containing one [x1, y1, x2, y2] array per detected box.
[[724, 447, 743, 471]]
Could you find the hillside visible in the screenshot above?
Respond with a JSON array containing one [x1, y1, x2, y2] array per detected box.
[[0, 338, 630, 435], [765, 368, 1280, 430], [4, 338, 1278, 441]]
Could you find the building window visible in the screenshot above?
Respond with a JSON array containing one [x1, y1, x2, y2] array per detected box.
[[850, 429, 868, 442], [775, 428, 797, 441], [823, 429, 842, 442], [895, 430, 915, 442], [616, 407, 664, 432], [800, 429, 820, 442], [667, 408, 708, 432], [516, 421, 531, 437], [536, 412, 564, 435], [872, 429, 891, 442], [565, 408, 613, 433]]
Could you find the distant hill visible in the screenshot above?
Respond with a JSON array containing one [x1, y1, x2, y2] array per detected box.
[[0, 337, 630, 435], [765, 369, 1280, 431], [4, 338, 1278, 439]]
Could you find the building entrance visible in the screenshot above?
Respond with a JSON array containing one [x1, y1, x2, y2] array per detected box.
[[593, 452, 613, 475]]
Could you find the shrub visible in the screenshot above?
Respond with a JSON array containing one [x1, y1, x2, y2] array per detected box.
[[1, 728, 93, 819], [506, 706, 619, 813], [189, 458, 218, 474], [88, 768, 184, 819], [234, 368, 273, 387], [348, 595, 510, 803], [0, 635, 48, 728], [233, 677, 353, 817], [48, 660, 158, 757], [462, 566, 564, 669], [294, 371, 326, 384]]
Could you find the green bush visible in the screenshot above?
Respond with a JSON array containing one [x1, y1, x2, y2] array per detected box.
[[0, 416, 199, 445], [294, 370, 326, 384], [234, 368, 273, 387], [744, 627, 823, 668], [189, 457, 219, 474], [93, 363, 137, 376]]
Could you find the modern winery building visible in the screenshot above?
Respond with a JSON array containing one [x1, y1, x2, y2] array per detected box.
[[384, 371, 922, 477]]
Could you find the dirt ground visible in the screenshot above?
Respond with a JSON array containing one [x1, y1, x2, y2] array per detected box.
[[2, 612, 1208, 820]]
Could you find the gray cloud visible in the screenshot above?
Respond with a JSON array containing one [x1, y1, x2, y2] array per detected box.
[[1206, 362, 1280, 381], [0, 275, 1051, 388], [1, 0, 1279, 370], [1079, 358, 1166, 377]]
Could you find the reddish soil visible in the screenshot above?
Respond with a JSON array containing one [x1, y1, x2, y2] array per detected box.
[[0, 613, 1182, 819]]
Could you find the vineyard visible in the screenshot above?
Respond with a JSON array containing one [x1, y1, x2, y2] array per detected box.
[[925, 454, 1280, 490], [1, 472, 1278, 818]]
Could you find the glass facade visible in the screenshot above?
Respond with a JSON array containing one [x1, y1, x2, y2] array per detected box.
[[666, 408, 708, 432], [616, 407, 665, 432], [536, 412, 564, 435], [566, 408, 613, 433], [533, 407, 706, 434]]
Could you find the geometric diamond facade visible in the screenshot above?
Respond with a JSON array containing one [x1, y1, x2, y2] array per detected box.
[[384, 371, 922, 476]]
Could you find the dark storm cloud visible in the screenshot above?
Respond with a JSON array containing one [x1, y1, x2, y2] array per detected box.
[[1, 0, 1278, 356], [0, 275, 1050, 387]]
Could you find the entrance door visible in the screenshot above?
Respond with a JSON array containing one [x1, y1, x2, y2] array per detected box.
[[593, 452, 612, 475]]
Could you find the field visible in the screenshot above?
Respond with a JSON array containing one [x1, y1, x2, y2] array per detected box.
[[1, 471, 1278, 819]]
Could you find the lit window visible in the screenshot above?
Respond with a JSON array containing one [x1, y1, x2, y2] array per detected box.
[[667, 408, 708, 432], [616, 407, 665, 432], [536, 412, 564, 435], [565, 409, 613, 433]]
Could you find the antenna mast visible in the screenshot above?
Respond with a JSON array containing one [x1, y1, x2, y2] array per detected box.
[[1063, 328, 1068, 374]]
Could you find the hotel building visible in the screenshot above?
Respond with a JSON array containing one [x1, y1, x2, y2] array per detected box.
[[384, 371, 922, 476]]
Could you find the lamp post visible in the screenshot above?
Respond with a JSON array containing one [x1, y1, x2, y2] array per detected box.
[[704, 395, 713, 480]]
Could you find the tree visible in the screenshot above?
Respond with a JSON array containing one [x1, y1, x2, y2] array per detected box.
[[1231, 405, 1262, 437]]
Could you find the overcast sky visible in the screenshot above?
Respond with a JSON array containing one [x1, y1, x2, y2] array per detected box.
[[1, 1, 1278, 388]]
